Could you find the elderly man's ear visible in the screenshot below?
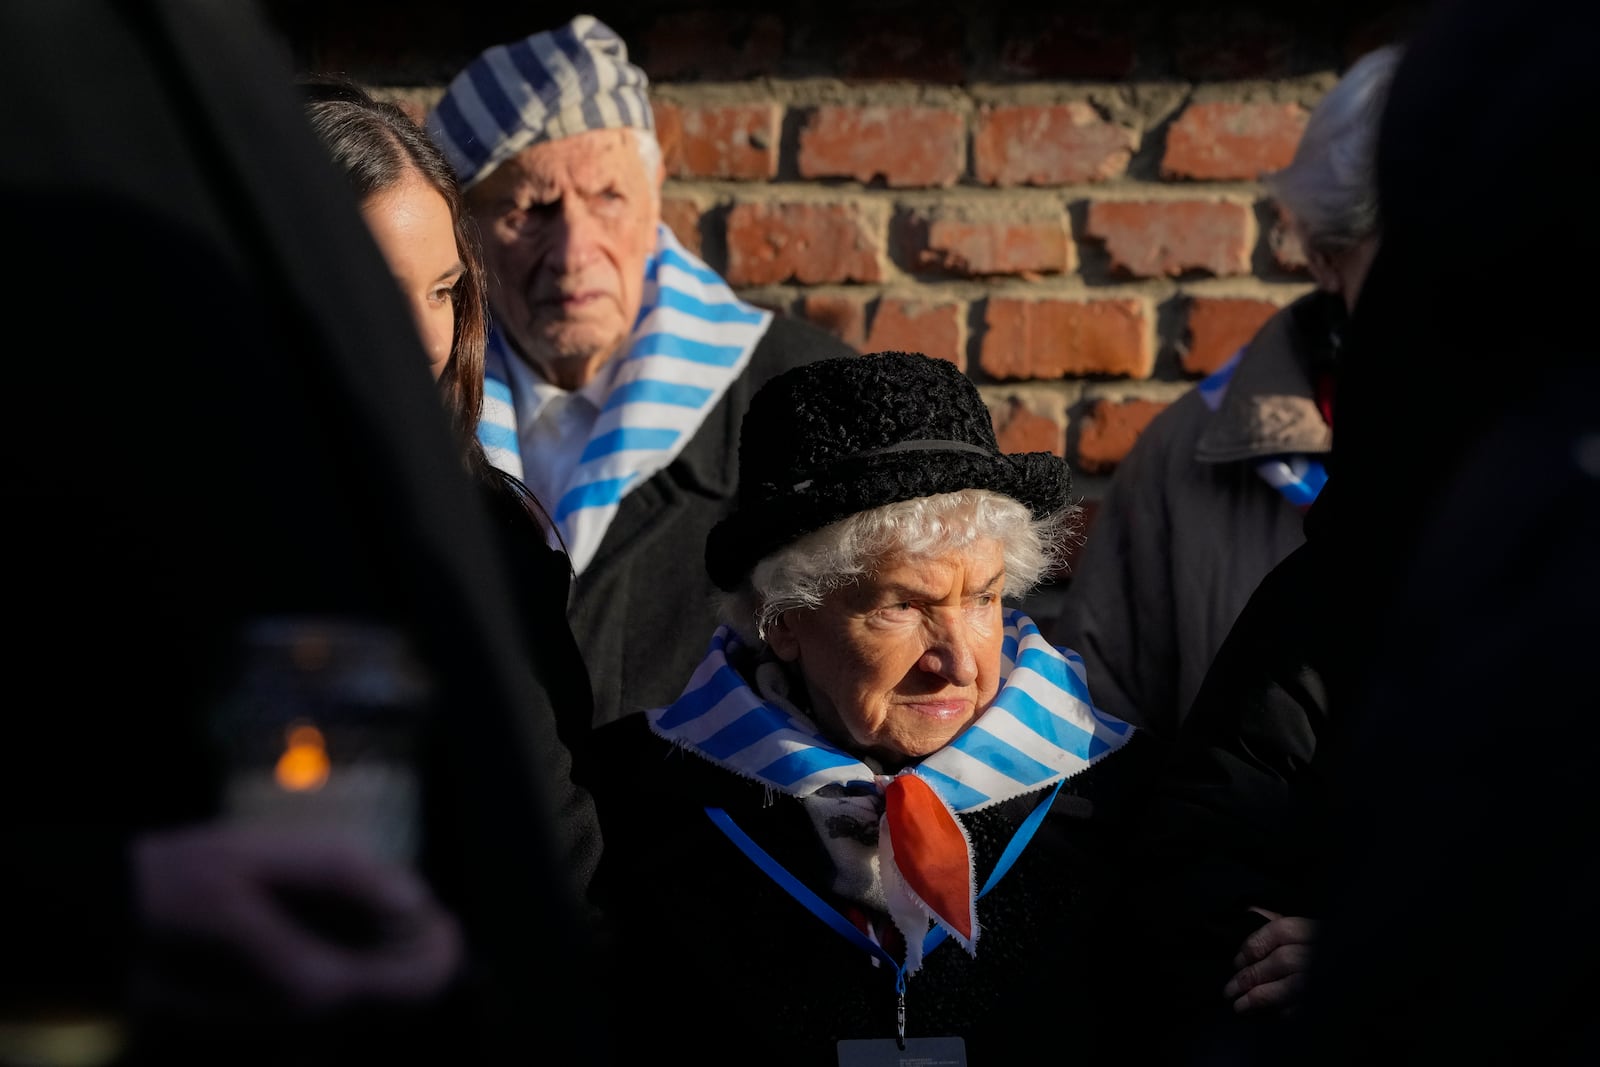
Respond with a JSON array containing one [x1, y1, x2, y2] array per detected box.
[[639, 151, 664, 230]]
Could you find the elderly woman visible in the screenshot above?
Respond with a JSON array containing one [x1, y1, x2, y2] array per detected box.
[[587, 351, 1154, 1063]]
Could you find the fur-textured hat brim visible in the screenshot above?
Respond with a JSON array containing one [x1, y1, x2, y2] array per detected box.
[[705, 351, 1071, 591], [706, 447, 1069, 591]]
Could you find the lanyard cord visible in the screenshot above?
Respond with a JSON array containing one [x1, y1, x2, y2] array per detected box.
[[704, 774, 1068, 998]]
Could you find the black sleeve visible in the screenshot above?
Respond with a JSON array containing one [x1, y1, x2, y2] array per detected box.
[[1102, 540, 1339, 1062]]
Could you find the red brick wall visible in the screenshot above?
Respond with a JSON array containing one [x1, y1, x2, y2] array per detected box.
[[277, 0, 1422, 501]]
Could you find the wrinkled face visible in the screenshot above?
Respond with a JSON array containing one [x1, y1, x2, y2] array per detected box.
[[360, 171, 463, 380], [468, 129, 662, 390], [1301, 229, 1381, 315], [767, 539, 1007, 766]]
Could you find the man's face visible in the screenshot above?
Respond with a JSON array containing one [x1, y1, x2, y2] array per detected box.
[[766, 538, 1008, 768], [469, 129, 662, 390], [1299, 225, 1381, 316]]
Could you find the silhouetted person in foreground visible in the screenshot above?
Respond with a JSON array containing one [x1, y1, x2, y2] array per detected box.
[[1152, 0, 1600, 1063], [1, 3, 609, 1063], [1290, 0, 1599, 1061]]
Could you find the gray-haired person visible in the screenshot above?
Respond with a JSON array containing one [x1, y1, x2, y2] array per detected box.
[[1051, 44, 1403, 740], [585, 350, 1158, 1063], [426, 16, 856, 737]]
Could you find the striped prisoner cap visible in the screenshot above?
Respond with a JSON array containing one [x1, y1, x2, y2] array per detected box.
[[426, 15, 653, 191]]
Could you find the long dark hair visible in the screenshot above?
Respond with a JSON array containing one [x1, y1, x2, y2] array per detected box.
[[299, 76, 559, 541]]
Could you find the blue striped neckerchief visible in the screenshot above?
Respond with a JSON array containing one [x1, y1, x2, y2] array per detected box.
[[647, 608, 1136, 973], [476, 224, 772, 573], [1196, 348, 1329, 510]]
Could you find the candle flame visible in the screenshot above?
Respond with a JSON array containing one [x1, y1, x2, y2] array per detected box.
[[274, 721, 331, 792]]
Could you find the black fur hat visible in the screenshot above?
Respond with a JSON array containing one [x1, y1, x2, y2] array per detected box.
[[706, 350, 1072, 591]]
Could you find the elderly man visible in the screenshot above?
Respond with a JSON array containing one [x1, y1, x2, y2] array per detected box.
[[1051, 45, 1401, 739], [427, 15, 855, 730]]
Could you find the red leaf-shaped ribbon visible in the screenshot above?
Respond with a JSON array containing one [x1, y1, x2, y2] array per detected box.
[[884, 773, 975, 945]]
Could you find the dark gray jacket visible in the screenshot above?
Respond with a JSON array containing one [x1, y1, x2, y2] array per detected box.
[[1051, 291, 1342, 738], [570, 315, 856, 732]]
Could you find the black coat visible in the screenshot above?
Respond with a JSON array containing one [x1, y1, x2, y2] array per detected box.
[[465, 477, 606, 912], [1, 3, 607, 1061], [588, 713, 1161, 1065], [1287, 0, 1600, 1059], [1100, 517, 1345, 1064], [568, 316, 857, 733]]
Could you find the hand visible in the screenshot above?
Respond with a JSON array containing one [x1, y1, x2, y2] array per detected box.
[[1221, 907, 1318, 1016], [130, 822, 464, 1021]]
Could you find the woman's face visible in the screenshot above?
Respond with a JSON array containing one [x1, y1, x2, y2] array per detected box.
[[767, 538, 1007, 766], [360, 171, 465, 380]]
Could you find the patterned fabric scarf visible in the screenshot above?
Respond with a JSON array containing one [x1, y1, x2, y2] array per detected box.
[[477, 224, 773, 573], [648, 609, 1136, 974], [1197, 349, 1329, 509]]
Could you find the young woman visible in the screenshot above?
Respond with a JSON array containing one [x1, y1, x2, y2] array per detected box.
[[301, 76, 602, 800]]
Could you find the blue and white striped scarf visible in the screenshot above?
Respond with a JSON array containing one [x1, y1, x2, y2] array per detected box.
[[477, 224, 772, 573], [649, 608, 1135, 970], [1196, 348, 1328, 508]]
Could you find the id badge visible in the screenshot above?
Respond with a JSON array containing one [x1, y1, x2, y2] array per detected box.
[[836, 1036, 967, 1066]]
